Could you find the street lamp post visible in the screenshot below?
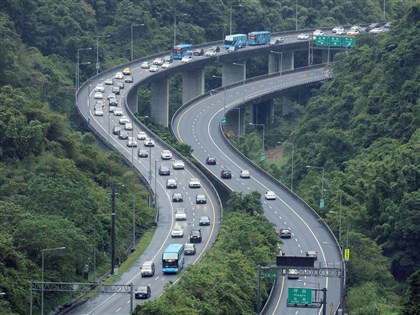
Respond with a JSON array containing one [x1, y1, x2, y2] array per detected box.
[[96, 35, 111, 75], [306, 165, 325, 203], [270, 51, 283, 75], [173, 14, 187, 47], [232, 62, 246, 84], [229, 4, 242, 35], [131, 23, 145, 61], [41, 247, 65, 315], [249, 123, 265, 161], [76, 47, 92, 89], [109, 185, 118, 275], [298, 280, 320, 302]]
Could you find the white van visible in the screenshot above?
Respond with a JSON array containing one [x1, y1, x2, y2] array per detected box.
[[140, 261, 155, 277]]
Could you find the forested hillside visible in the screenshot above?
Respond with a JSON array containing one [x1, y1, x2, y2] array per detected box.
[[0, 0, 417, 314]]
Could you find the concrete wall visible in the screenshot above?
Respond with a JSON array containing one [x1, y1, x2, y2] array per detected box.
[[150, 78, 169, 127]]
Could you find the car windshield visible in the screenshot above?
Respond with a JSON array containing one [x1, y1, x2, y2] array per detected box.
[[136, 286, 148, 293]]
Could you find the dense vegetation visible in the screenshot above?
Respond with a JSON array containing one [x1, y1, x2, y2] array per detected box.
[[0, 0, 417, 314]]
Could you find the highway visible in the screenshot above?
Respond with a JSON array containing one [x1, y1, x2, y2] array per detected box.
[[72, 28, 344, 314]]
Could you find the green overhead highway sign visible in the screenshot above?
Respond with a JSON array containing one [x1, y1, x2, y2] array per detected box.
[[260, 151, 266, 162], [320, 198, 325, 209], [315, 35, 329, 46], [329, 36, 342, 47], [221, 116, 226, 125], [288, 287, 313, 305], [264, 272, 277, 279], [343, 37, 356, 47]]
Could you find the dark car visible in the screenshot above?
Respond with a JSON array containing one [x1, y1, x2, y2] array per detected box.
[[184, 243, 196, 255], [193, 48, 204, 56], [195, 194, 207, 204], [112, 86, 120, 95], [137, 149, 148, 158], [109, 98, 118, 106], [117, 82, 125, 89], [172, 192, 183, 202], [212, 45, 220, 52], [113, 125, 122, 135], [221, 170, 232, 179], [366, 23, 380, 32], [159, 165, 170, 176], [124, 75, 133, 83], [206, 157, 216, 165], [198, 216, 210, 226], [189, 229, 202, 243], [134, 285, 151, 299], [118, 130, 129, 140]]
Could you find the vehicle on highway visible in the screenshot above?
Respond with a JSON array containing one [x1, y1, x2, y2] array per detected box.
[[104, 78, 114, 85], [115, 72, 124, 79], [172, 192, 183, 202], [221, 170, 232, 179], [172, 44, 193, 60], [113, 108, 123, 116], [144, 138, 155, 147], [149, 64, 159, 72], [163, 55, 173, 63], [280, 228, 292, 239], [162, 243, 185, 274], [122, 67, 131, 75], [108, 98, 118, 107], [166, 178, 177, 189], [172, 160, 185, 169], [119, 116, 130, 124], [153, 57, 164, 65], [224, 33, 247, 50], [199, 216, 210, 226], [195, 194, 207, 204], [94, 108, 104, 116], [206, 156, 217, 165], [240, 169, 250, 178], [95, 84, 105, 92], [347, 29, 360, 36], [227, 46, 237, 53], [205, 49, 217, 57], [248, 31, 271, 45], [94, 92, 103, 99], [306, 250, 318, 260], [112, 125, 122, 135], [332, 26, 344, 33], [264, 190, 276, 200], [138, 149, 148, 158], [141, 61, 150, 69], [312, 29, 325, 39], [124, 75, 133, 83], [287, 269, 299, 279], [297, 33, 310, 40], [181, 55, 192, 63], [369, 27, 383, 34], [171, 224, 184, 237], [124, 122, 133, 130], [134, 285, 151, 299], [118, 130, 129, 140], [193, 48, 204, 56], [137, 131, 147, 140], [189, 229, 202, 243], [336, 28, 347, 35], [161, 150, 172, 160], [108, 105, 117, 113], [140, 261, 155, 277], [175, 208, 186, 220], [161, 62, 172, 69], [107, 92, 116, 100], [184, 243, 196, 255], [366, 23, 380, 32], [94, 100, 105, 108], [189, 177, 201, 188], [269, 37, 284, 45], [127, 137, 137, 147], [159, 165, 170, 176], [117, 81, 125, 89], [112, 86, 120, 95]]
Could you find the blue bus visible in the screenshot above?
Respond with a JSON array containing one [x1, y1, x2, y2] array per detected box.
[[162, 243, 185, 274], [248, 31, 271, 45], [171, 44, 193, 60], [224, 34, 247, 49]]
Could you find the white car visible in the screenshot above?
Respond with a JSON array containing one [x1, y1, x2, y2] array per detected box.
[[95, 84, 105, 92], [137, 131, 147, 140], [264, 191, 276, 200], [181, 55, 192, 63], [369, 27, 383, 34], [297, 33, 310, 40], [240, 170, 251, 178], [108, 106, 117, 113], [149, 65, 159, 72], [144, 138, 155, 147], [336, 28, 347, 35], [205, 49, 216, 57], [171, 224, 184, 237], [153, 58, 164, 66], [332, 26, 344, 33], [172, 160, 185, 169], [166, 178, 177, 189], [94, 109, 104, 116], [94, 92, 103, 99], [127, 137, 137, 147], [104, 78, 114, 85], [140, 61, 150, 69], [288, 269, 299, 279], [115, 72, 124, 79], [347, 29, 360, 36], [124, 122, 133, 130], [312, 29, 324, 39], [113, 108, 123, 116], [119, 116, 130, 124], [161, 62, 172, 69], [189, 178, 201, 188], [161, 150, 172, 160], [175, 208, 186, 221]]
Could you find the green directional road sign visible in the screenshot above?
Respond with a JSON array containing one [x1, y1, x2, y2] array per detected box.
[[260, 151, 266, 162], [320, 198, 325, 209], [315, 35, 329, 46], [288, 287, 312, 305], [329, 36, 342, 47], [343, 37, 356, 47], [221, 116, 226, 125], [264, 272, 278, 279]]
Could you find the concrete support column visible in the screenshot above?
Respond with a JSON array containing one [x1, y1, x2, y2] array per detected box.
[[182, 68, 205, 104], [282, 95, 293, 116], [150, 78, 169, 127], [282, 51, 294, 71], [322, 48, 330, 64], [222, 61, 246, 85], [268, 54, 278, 74]]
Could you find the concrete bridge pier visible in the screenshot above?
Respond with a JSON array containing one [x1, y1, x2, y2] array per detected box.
[[268, 51, 295, 74], [182, 68, 205, 104], [150, 78, 169, 127], [222, 61, 246, 85]]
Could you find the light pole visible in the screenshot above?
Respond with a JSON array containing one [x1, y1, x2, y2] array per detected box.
[[278, 142, 294, 191], [173, 14, 187, 47], [131, 23, 144, 61], [229, 4, 242, 35], [306, 165, 325, 205], [41, 246, 65, 315], [324, 189, 343, 245], [96, 35, 111, 75], [249, 123, 265, 161], [154, 160, 163, 212], [232, 62, 246, 84], [270, 51, 283, 75], [76, 47, 92, 89], [109, 184, 118, 275], [295, 0, 298, 31], [212, 75, 227, 115]]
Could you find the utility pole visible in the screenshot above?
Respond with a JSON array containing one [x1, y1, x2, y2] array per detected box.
[[110, 185, 117, 275]]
